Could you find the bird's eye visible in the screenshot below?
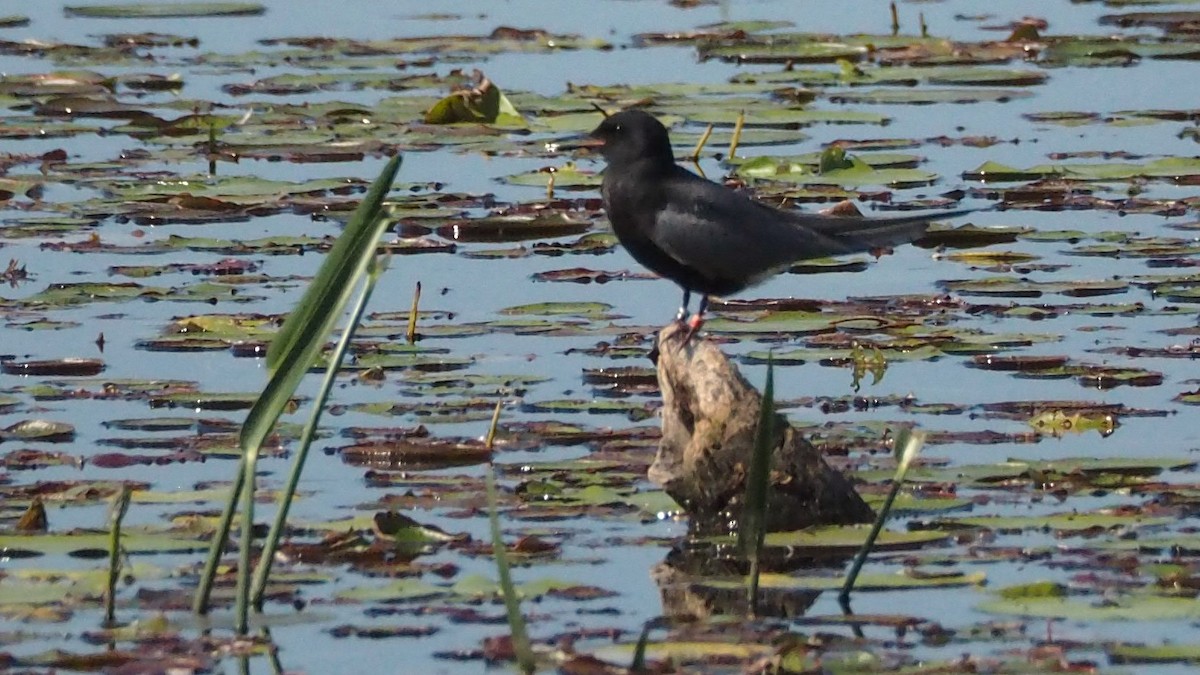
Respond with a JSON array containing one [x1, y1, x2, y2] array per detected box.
[[614, 124, 622, 132]]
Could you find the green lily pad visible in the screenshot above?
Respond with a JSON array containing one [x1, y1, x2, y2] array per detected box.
[[702, 569, 985, 592], [830, 87, 1034, 105], [732, 64, 1048, 88], [932, 512, 1174, 533], [734, 152, 939, 188], [498, 162, 601, 190], [1, 420, 75, 442], [498, 300, 608, 316], [861, 492, 973, 515], [148, 391, 295, 411], [687, 107, 888, 127], [424, 73, 523, 127], [965, 156, 1200, 183], [979, 594, 1200, 621], [760, 526, 950, 551], [700, 37, 870, 64], [939, 276, 1129, 298], [0, 531, 207, 556], [520, 399, 656, 422], [335, 579, 448, 603], [1109, 643, 1200, 665]]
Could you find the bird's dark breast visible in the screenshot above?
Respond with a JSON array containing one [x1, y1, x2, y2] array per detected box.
[[603, 178, 745, 297]]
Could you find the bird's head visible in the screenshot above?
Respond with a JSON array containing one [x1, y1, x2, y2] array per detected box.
[[588, 109, 674, 169]]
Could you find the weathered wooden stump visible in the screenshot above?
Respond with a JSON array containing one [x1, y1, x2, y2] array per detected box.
[[648, 323, 874, 536]]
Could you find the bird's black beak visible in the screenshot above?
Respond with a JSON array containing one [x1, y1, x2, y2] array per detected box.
[[560, 104, 611, 155], [559, 134, 606, 154], [554, 102, 616, 156]]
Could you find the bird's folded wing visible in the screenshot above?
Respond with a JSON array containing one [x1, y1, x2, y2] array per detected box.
[[795, 209, 972, 249], [651, 184, 861, 286]]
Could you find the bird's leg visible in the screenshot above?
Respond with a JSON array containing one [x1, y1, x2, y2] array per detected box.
[[675, 288, 691, 323], [682, 294, 709, 343]]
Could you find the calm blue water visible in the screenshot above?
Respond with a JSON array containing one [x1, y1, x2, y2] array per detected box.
[[3, 1, 1200, 673]]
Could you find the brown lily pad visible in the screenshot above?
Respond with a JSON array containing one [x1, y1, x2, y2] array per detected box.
[[1, 358, 105, 377], [968, 354, 1069, 372], [336, 438, 493, 471]]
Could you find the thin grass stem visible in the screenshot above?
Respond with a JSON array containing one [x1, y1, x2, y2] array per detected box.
[[487, 466, 535, 673]]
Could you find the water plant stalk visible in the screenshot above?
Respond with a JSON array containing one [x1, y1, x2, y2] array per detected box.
[[104, 485, 131, 627], [740, 356, 775, 615], [192, 155, 402, 623], [249, 256, 388, 610], [485, 399, 502, 450], [688, 124, 714, 162], [234, 442, 257, 633], [193, 455, 246, 615], [262, 627, 285, 675], [207, 121, 217, 175], [630, 616, 669, 673], [839, 428, 925, 602], [486, 465, 535, 673], [728, 110, 745, 160], [406, 281, 421, 344]]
